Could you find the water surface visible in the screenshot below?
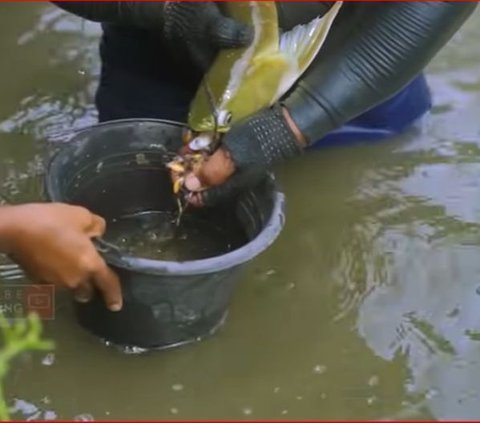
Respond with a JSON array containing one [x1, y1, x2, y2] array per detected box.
[[104, 210, 246, 261], [1, 3, 480, 420]]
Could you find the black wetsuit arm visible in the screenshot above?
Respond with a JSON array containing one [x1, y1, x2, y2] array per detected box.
[[51, 2, 165, 30], [283, 2, 477, 144]]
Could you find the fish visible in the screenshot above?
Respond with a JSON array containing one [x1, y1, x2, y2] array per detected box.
[[167, 1, 343, 205], [185, 1, 344, 148]]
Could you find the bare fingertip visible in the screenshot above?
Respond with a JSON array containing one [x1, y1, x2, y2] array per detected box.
[[109, 303, 122, 312], [187, 193, 204, 208], [185, 174, 202, 191]]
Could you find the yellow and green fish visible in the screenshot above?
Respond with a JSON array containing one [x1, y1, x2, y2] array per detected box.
[[168, 1, 343, 198], [186, 1, 343, 150]]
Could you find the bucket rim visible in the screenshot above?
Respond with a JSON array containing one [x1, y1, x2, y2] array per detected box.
[[44, 118, 286, 276]]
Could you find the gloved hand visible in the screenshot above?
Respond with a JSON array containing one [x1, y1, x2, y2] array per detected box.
[[162, 2, 254, 71], [0, 203, 122, 312], [184, 104, 305, 207], [53, 1, 254, 72]]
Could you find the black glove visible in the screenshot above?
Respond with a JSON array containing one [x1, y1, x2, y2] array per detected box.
[[52, 1, 253, 71], [162, 2, 253, 71], [200, 105, 303, 207]]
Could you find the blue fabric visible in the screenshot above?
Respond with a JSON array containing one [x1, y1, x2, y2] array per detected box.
[[307, 73, 432, 149]]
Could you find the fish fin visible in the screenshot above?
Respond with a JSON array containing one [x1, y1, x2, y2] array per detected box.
[[273, 2, 343, 101], [279, 1, 342, 71]]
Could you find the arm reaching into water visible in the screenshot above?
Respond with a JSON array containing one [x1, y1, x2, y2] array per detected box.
[[0, 203, 122, 311], [52, 1, 253, 71], [185, 1, 477, 206]]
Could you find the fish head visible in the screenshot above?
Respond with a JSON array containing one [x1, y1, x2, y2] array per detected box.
[[188, 113, 216, 133], [187, 103, 233, 134]]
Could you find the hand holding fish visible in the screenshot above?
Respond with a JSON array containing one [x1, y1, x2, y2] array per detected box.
[[163, 2, 254, 71], [166, 2, 344, 210], [183, 105, 306, 207]]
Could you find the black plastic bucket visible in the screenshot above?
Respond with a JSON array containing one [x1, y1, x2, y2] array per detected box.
[[44, 119, 285, 351]]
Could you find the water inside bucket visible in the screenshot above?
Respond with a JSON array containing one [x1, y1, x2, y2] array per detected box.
[[103, 210, 248, 261]]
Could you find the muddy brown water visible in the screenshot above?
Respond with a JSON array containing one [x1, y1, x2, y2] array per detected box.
[[1, 3, 480, 420]]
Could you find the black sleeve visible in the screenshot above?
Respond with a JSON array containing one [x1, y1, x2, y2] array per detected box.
[[283, 1, 477, 144], [51, 1, 165, 30]]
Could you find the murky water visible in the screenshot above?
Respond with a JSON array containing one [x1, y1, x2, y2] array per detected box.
[[1, 3, 480, 420], [104, 210, 246, 261]]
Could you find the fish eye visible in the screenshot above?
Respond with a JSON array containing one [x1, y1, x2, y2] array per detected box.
[[218, 111, 232, 126]]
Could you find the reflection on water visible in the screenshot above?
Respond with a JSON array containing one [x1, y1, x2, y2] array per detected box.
[[351, 96, 480, 418], [0, 4, 100, 143], [1, 2, 480, 421]]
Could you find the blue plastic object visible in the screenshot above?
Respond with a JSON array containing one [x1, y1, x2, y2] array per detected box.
[[308, 73, 432, 150]]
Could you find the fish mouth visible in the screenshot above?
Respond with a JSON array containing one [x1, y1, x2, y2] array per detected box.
[[189, 116, 216, 133], [191, 119, 229, 134], [189, 108, 232, 133]]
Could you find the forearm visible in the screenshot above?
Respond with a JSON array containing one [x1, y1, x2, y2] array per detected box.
[[0, 206, 20, 254], [283, 2, 477, 144], [51, 1, 165, 30]]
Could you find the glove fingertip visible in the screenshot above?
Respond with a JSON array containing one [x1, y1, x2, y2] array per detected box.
[[213, 19, 254, 48], [236, 23, 255, 46]]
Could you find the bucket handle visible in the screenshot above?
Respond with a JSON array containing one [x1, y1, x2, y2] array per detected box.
[[93, 238, 126, 262]]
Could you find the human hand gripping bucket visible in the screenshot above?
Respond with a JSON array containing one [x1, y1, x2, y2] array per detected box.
[[44, 119, 285, 351]]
